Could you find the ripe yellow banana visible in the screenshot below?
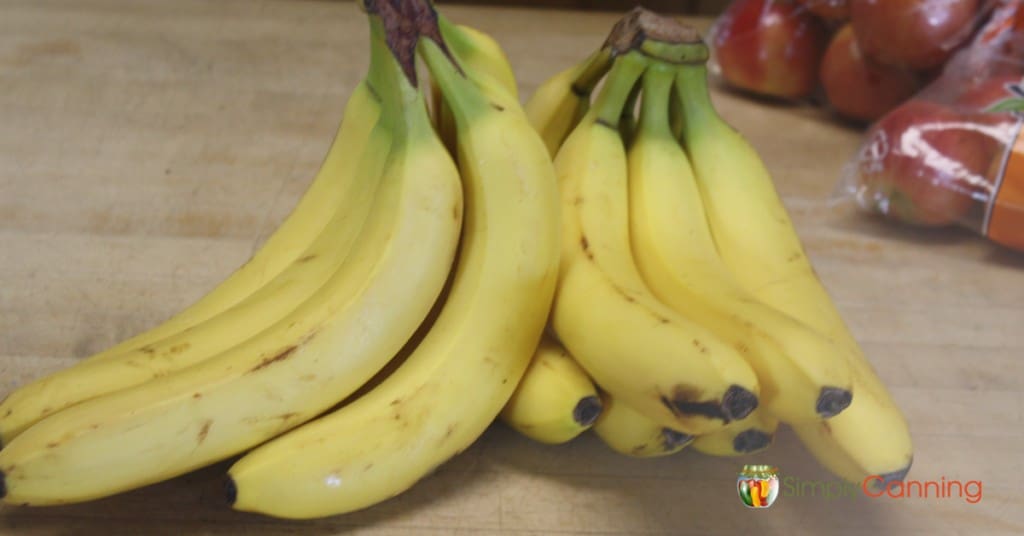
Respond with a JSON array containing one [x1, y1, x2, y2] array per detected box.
[[500, 336, 602, 445], [72, 82, 381, 365], [593, 392, 693, 458], [0, 92, 393, 445], [524, 48, 611, 157], [224, 29, 560, 519], [550, 50, 759, 436], [691, 408, 778, 457], [626, 59, 852, 425], [0, 29, 463, 505], [673, 46, 912, 485]]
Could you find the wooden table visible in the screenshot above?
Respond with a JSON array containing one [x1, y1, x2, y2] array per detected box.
[[2, 1, 1022, 534]]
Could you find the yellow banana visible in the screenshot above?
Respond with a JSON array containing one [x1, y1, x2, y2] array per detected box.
[[550, 51, 759, 436], [524, 49, 611, 157], [500, 336, 602, 445], [593, 392, 693, 458], [691, 408, 778, 457], [0, 27, 463, 505], [627, 59, 852, 424], [437, 17, 519, 102], [673, 42, 912, 485], [224, 28, 560, 519], [0, 92, 393, 445], [73, 82, 381, 366]]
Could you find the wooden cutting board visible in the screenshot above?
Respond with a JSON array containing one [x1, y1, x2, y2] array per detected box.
[[1, 1, 1022, 534]]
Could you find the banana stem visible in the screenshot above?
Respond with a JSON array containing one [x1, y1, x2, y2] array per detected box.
[[674, 61, 724, 138], [637, 62, 675, 139], [590, 52, 647, 128], [419, 39, 491, 125]]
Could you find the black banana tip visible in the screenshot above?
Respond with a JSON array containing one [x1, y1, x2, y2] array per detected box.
[[872, 458, 914, 491], [573, 396, 603, 427], [733, 429, 773, 454], [816, 387, 853, 418], [0, 470, 6, 500], [224, 477, 237, 506], [722, 386, 758, 422], [661, 428, 694, 450]]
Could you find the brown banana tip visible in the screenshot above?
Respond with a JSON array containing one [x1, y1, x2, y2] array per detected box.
[[224, 476, 237, 506], [572, 396, 603, 427], [816, 387, 853, 418], [733, 429, 773, 454], [604, 6, 701, 55], [363, 0, 454, 87], [661, 428, 694, 450], [722, 386, 758, 422]]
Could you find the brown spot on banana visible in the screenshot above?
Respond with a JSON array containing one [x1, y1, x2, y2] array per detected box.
[[168, 342, 190, 354], [297, 254, 317, 263], [197, 420, 213, 445], [248, 346, 299, 373]]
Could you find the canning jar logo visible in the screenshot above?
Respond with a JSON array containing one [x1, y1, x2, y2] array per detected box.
[[738, 465, 779, 508]]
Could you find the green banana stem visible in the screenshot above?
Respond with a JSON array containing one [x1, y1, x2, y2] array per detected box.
[[674, 56, 728, 140], [366, 16, 434, 146], [591, 52, 648, 128], [637, 62, 675, 139], [572, 48, 615, 96], [419, 38, 491, 125]]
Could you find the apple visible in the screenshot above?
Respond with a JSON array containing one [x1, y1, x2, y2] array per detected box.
[[820, 24, 922, 122], [850, 0, 980, 70], [711, 0, 829, 99], [856, 100, 992, 226], [798, 0, 849, 21], [955, 73, 1024, 112]]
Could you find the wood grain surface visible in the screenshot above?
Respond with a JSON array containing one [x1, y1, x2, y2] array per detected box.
[[1, 1, 1023, 534]]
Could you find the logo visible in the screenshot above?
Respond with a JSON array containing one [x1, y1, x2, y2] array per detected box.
[[737, 464, 779, 508]]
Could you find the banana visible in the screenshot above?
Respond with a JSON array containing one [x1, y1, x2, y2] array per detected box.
[[626, 58, 852, 424], [524, 49, 612, 157], [437, 17, 519, 102], [673, 44, 912, 484], [224, 25, 560, 519], [691, 408, 778, 457], [593, 392, 693, 458], [550, 50, 759, 436], [0, 27, 463, 505], [500, 336, 602, 445], [0, 95, 394, 445], [76, 82, 380, 365]]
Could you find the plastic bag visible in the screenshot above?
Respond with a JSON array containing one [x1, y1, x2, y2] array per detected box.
[[708, 0, 1000, 122], [839, 0, 1024, 251]]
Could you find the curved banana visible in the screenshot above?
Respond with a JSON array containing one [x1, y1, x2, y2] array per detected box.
[[691, 408, 778, 457], [627, 60, 852, 425], [673, 44, 912, 484], [593, 392, 693, 458], [0, 29, 463, 505], [524, 49, 611, 157], [0, 93, 393, 445], [551, 51, 759, 436], [72, 82, 381, 366], [500, 336, 602, 445], [224, 32, 560, 519]]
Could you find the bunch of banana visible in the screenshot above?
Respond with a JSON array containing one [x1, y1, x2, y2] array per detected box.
[[0, 0, 559, 518], [501, 7, 912, 485]]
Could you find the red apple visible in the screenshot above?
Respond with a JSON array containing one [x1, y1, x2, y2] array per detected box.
[[798, 0, 849, 21], [956, 73, 1024, 112], [850, 0, 980, 70], [820, 24, 922, 122], [711, 0, 829, 99], [857, 100, 992, 226]]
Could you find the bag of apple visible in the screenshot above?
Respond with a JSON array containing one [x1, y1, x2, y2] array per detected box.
[[841, 0, 1024, 251], [708, 0, 999, 121]]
